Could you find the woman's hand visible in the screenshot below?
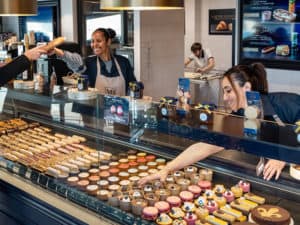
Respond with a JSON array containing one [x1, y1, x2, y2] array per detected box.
[[263, 159, 285, 181], [138, 168, 169, 187], [47, 48, 64, 57], [24, 46, 47, 61]]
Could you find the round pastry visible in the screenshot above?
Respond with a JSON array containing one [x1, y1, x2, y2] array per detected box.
[[99, 165, 110, 171], [223, 190, 235, 203], [204, 190, 215, 200], [154, 201, 170, 213], [118, 163, 129, 171], [167, 184, 181, 196], [158, 165, 166, 170], [206, 199, 218, 213], [127, 149, 138, 155], [176, 178, 191, 191], [167, 196, 182, 207], [88, 175, 100, 184], [156, 158, 166, 165], [142, 206, 159, 221], [184, 166, 198, 178], [137, 157, 147, 165], [77, 180, 89, 191], [181, 202, 196, 213], [195, 207, 209, 221], [166, 175, 176, 184], [107, 191, 121, 207], [109, 161, 119, 168], [213, 184, 226, 194], [138, 165, 149, 172], [144, 193, 159, 206], [108, 176, 120, 185], [214, 193, 227, 208], [156, 213, 173, 225], [129, 176, 140, 185], [130, 189, 144, 199], [169, 207, 185, 219], [173, 171, 185, 180], [78, 172, 90, 180], [86, 184, 99, 196], [137, 152, 147, 158], [190, 174, 200, 185], [100, 159, 111, 165], [147, 161, 158, 169], [149, 168, 159, 174], [119, 195, 132, 212], [88, 168, 99, 176], [119, 158, 129, 164], [155, 189, 171, 201], [128, 155, 137, 162], [250, 204, 291, 225], [199, 169, 213, 181], [144, 184, 154, 193], [99, 171, 110, 179], [97, 190, 109, 201], [146, 154, 156, 162], [108, 168, 120, 176], [97, 180, 109, 189], [128, 161, 139, 168], [132, 198, 147, 216], [197, 180, 211, 190], [119, 179, 131, 191], [179, 191, 194, 202], [138, 172, 149, 178], [184, 212, 197, 225], [194, 196, 207, 207], [67, 176, 79, 186], [187, 185, 201, 198], [231, 185, 243, 198], [173, 218, 187, 225], [118, 172, 130, 180], [153, 180, 165, 190], [118, 152, 128, 159], [110, 155, 119, 162], [108, 184, 120, 192], [238, 180, 250, 193]]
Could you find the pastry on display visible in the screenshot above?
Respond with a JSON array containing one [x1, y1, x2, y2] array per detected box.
[[230, 200, 252, 215], [184, 166, 198, 178], [167, 184, 181, 196], [199, 169, 213, 181], [179, 191, 194, 202], [213, 210, 236, 223], [194, 196, 207, 207], [119, 195, 132, 212], [86, 184, 99, 196], [187, 185, 201, 198], [173, 218, 187, 225], [131, 198, 147, 216], [195, 207, 209, 221], [206, 199, 218, 213], [174, 171, 185, 180], [184, 212, 197, 225], [169, 207, 185, 219], [214, 184, 226, 194], [177, 178, 191, 191], [154, 201, 171, 213], [205, 215, 228, 225], [220, 205, 246, 222], [223, 190, 235, 203], [144, 193, 159, 206], [238, 180, 250, 193], [142, 206, 159, 221], [197, 180, 211, 190], [214, 193, 227, 207], [97, 190, 109, 201], [182, 202, 196, 213], [156, 213, 173, 225], [236, 197, 258, 210], [231, 185, 243, 198], [250, 204, 291, 225], [167, 196, 182, 207], [107, 191, 122, 207], [67, 176, 79, 186]]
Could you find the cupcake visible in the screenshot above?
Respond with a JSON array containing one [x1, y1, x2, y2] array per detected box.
[[187, 185, 201, 198], [109, 162, 119, 168], [97, 180, 109, 190], [167, 196, 182, 207], [214, 193, 227, 208], [67, 176, 79, 186], [144, 193, 159, 206], [137, 152, 147, 158], [154, 201, 170, 213], [149, 169, 159, 174], [118, 172, 130, 180], [107, 191, 121, 207], [156, 158, 166, 165], [108, 168, 120, 177], [108, 176, 120, 185], [194, 196, 207, 207], [176, 178, 191, 191], [144, 184, 154, 193], [99, 165, 110, 171], [190, 174, 200, 185], [231, 185, 243, 198], [88, 175, 100, 184], [166, 175, 176, 184], [184, 212, 197, 225], [99, 171, 110, 179], [199, 169, 213, 181], [118, 163, 129, 171], [127, 149, 138, 155], [130, 189, 144, 199], [238, 180, 250, 193], [129, 176, 140, 185], [119, 195, 132, 212], [97, 190, 109, 201], [223, 190, 235, 203], [138, 172, 149, 178], [197, 180, 211, 190], [181, 202, 196, 212], [78, 172, 90, 180], [108, 184, 120, 192], [173, 218, 187, 225], [155, 189, 171, 201], [142, 206, 159, 221], [138, 165, 149, 172], [147, 161, 158, 169], [206, 199, 218, 213], [169, 207, 185, 219], [204, 190, 215, 200], [195, 207, 209, 221], [137, 157, 147, 165], [128, 161, 139, 168], [213, 184, 225, 195], [77, 180, 89, 191], [179, 191, 194, 202], [173, 171, 185, 180], [127, 155, 137, 162], [132, 198, 147, 216], [119, 158, 129, 164], [88, 168, 99, 176], [118, 153, 128, 159], [146, 154, 156, 162], [119, 179, 131, 192], [153, 180, 164, 190], [167, 183, 181, 196], [156, 213, 173, 225], [128, 168, 138, 176], [184, 166, 198, 178], [86, 184, 99, 196]]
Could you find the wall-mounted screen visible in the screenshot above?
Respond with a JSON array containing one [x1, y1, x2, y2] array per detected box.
[[239, 0, 300, 70]]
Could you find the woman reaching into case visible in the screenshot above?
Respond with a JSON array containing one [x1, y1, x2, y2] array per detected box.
[[50, 28, 137, 96], [138, 63, 299, 186]]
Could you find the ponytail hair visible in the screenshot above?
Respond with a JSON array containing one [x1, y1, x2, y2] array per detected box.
[[249, 63, 268, 94], [92, 28, 116, 41]]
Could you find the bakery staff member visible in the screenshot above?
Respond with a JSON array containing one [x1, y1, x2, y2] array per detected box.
[[0, 46, 46, 86], [51, 28, 137, 96], [184, 42, 215, 73]]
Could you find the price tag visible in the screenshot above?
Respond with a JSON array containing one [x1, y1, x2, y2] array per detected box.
[[56, 182, 68, 197], [0, 87, 8, 113], [25, 168, 32, 179], [18, 165, 27, 177], [12, 164, 20, 174], [0, 159, 7, 168]]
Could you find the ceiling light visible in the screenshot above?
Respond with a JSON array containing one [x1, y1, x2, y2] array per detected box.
[[0, 0, 37, 16]]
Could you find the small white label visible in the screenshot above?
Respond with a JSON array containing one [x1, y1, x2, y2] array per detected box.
[[199, 113, 208, 121], [12, 165, 20, 174], [0, 160, 7, 168], [161, 108, 168, 116], [25, 170, 32, 179]]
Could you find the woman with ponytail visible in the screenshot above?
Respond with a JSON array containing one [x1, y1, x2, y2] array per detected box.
[[51, 28, 136, 96]]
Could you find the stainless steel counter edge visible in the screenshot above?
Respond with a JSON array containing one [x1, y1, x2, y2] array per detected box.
[[0, 169, 118, 225]]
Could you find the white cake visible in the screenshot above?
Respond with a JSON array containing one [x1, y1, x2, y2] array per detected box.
[[67, 87, 98, 100]]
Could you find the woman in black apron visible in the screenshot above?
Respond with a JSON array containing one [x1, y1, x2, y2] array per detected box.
[[52, 28, 136, 96]]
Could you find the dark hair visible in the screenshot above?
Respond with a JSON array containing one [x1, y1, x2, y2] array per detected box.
[[92, 28, 116, 41], [191, 42, 204, 58]]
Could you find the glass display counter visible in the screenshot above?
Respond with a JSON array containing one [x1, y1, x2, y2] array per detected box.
[[0, 85, 299, 225]]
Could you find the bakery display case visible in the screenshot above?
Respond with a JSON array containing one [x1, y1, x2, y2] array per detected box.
[[0, 86, 299, 225]]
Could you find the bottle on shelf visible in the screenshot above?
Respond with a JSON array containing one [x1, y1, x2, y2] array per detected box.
[[50, 66, 57, 91]]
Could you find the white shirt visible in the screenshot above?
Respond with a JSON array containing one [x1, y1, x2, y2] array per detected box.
[[188, 48, 213, 68]]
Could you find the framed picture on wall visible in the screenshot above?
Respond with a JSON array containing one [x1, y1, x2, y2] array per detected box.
[[209, 8, 235, 35]]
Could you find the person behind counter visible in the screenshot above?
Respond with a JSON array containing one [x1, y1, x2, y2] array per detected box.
[[0, 46, 46, 86], [184, 42, 215, 73], [138, 63, 299, 186], [50, 28, 136, 96]]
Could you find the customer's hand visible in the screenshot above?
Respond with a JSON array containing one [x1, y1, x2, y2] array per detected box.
[[138, 168, 169, 187], [24, 46, 47, 61], [263, 159, 285, 181], [47, 48, 64, 57]]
